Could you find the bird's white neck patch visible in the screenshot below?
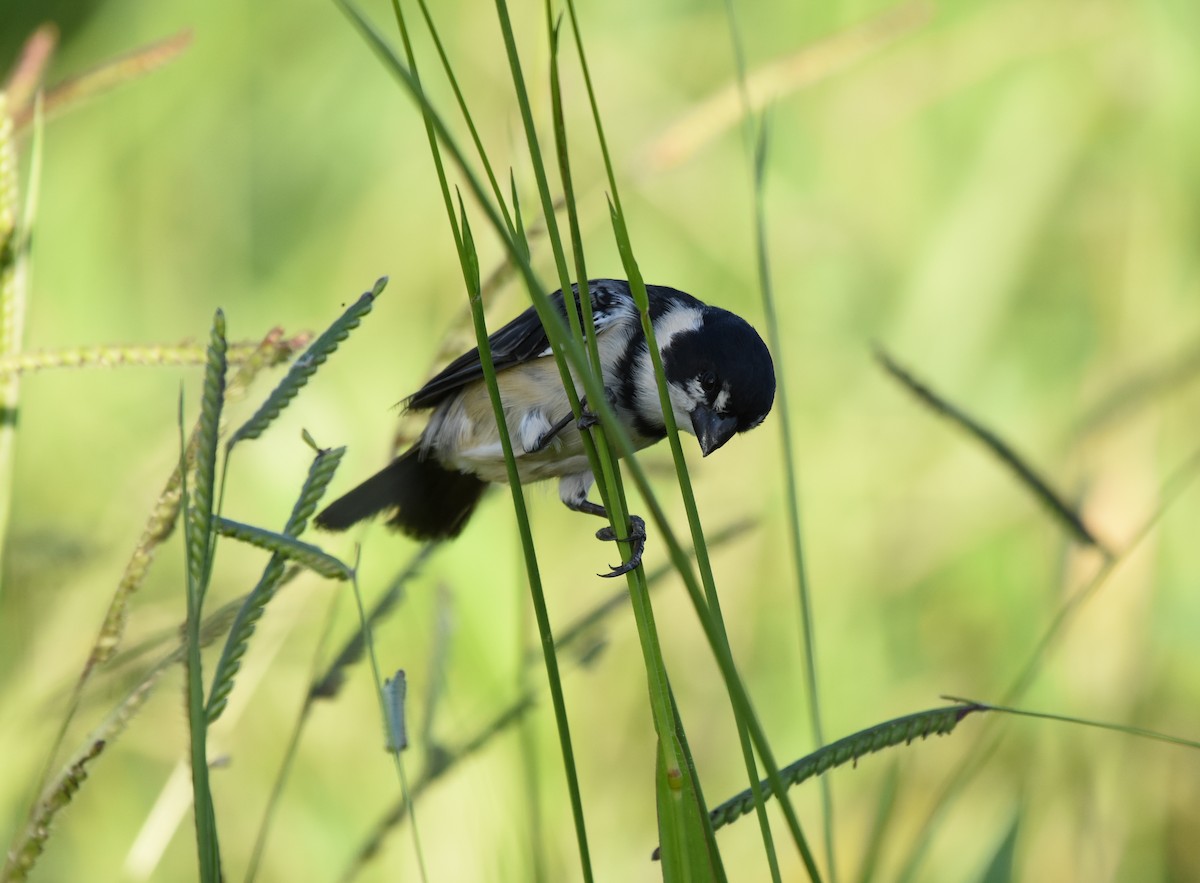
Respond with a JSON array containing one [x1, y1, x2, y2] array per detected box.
[[653, 306, 704, 355]]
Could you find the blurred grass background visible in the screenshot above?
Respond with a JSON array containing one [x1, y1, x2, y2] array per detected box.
[[2, 0, 1200, 880]]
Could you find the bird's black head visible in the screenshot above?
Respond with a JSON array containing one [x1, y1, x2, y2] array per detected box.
[[661, 307, 776, 456]]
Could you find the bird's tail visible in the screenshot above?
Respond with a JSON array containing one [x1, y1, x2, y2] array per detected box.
[[315, 448, 487, 541]]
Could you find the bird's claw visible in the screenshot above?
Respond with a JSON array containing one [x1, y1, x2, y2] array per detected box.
[[577, 410, 600, 432], [596, 515, 647, 578]]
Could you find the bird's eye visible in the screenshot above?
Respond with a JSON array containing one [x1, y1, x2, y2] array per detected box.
[[700, 371, 717, 391]]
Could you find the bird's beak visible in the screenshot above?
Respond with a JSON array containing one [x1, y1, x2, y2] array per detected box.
[[691, 405, 739, 457]]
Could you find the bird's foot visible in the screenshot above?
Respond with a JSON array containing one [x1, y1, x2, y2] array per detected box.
[[595, 515, 647, 578]]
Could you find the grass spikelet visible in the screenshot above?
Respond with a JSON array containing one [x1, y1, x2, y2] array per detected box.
[[87, 327, 306, 673], [875, 347, 1108, 554], [213, 516, 351, 580], [656, 703, 983, 858], [383, 671, 408, 753], [0, 339, 283, 377], [188, 310, 227, 601], [206, 445, 345, 723], [1, 740, 105, 882], [227, 279, 384, 449]]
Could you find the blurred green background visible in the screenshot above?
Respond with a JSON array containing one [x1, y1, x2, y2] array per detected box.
[[2, 0, 1200, 880]]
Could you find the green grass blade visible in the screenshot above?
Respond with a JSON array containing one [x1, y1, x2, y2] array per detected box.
[[409, 0, 516, 239], [206, 445, 345, 724], [0, 89, 35, 587], [977, 812, 1020, 883], [713, 0, 834, 868], [455, 196, 595, 881], [227, 278, 383, 449], [611, 204, 777, 880], [854, 762, 900, 883], [875, 346, 1107, 553], [944, 696, 1200, 751], [213, 515, 351, 580]]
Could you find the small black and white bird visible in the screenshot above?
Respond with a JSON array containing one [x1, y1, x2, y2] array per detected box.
[[315, 279, 775, 576]]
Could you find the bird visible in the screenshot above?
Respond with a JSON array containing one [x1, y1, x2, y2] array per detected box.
[[314, 278, 775, 577]]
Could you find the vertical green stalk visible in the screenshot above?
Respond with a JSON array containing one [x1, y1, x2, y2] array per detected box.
[[182, 310, 228, 883], [348, 567, 428, 883], [556, 0, 784, 873], [545, 11, 722, 875], [373, 3, 595, 875], [338, 8, 820, 876], [456, 199, 594, 881], [0, 92, 32, 583], [720, 2, 834, 876]]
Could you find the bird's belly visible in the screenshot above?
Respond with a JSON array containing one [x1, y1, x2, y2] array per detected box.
[[425, 370, 599, 485]]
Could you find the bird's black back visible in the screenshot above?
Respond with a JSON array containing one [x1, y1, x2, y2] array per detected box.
[[406, 279, 699, 410]]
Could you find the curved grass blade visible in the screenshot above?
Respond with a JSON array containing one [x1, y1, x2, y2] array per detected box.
[[653, 704, 985, 860], [854, 762, 900, 883], [875, 347, 1108, 554], [206, 445, 345, 724], [227, 278, 384, 449], [213, 515, 351, 580], [943, 696, 1200, 751]]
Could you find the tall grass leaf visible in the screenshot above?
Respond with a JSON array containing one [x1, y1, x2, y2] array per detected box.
[[0, 90, 30, 582], [977, 812, 1020, 883], [456, 193, 595, 882], [228, 278, 384, 449], [875, 347, 1107, 553], [854, 762, 900, 883], [610, 199, 767, 879], [213, 516, 351, 580], [654, 704, 983, 858], [410, 0, 516, 239], [206, 446, 345, 724]]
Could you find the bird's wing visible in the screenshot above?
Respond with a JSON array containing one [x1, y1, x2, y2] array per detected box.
[[406, 279, 639, 410]]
